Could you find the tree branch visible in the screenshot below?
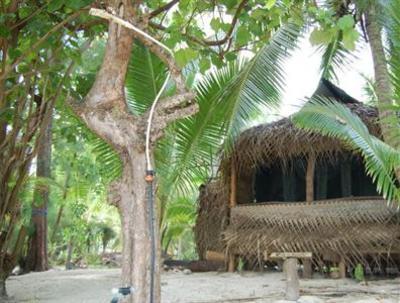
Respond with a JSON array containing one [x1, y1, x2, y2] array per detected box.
[[144, 91, 198, 142], [89, 8, 187, 94], [149, 0, 248, 47], [148, 0, 180, 19]]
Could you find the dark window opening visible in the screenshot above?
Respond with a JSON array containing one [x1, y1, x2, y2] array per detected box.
[[252, 154, 380, 204], [254, 157, 306, 202]]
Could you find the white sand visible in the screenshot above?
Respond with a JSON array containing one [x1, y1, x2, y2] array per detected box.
[[4, 269, 400, 303]]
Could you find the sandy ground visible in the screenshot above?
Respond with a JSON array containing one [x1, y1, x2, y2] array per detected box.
[[4, 269, 400, 303]]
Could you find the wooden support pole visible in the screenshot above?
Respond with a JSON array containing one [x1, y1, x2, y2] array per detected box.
[[228, 254, 236, 272], [284, 258, 300, 301], [340, 157, 352, 197], [302, 259, 312, 279], [230, 162, 237, 208], [339, 256, 346, 279], [227, 162, 237, 272], [306, 154, 316, 203]]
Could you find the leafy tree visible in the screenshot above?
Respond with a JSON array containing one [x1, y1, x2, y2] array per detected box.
[[0, 0, 98, 294]]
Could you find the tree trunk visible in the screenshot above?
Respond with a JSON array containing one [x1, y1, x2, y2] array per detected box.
[[65, 239, 74, 270], [70, 5, 196, 303], [26, 115, 52, 272], [51, 173, 70, 242], [0, 274, 6, 298], [118, 151, 160, 302], [365, 5, 400, 150]]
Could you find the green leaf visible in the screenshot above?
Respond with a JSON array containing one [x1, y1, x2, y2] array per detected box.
[[199, 58, 211, 73], [179, 0, 192, 11], [266, 0, 277, 10], [342, 28, 359, 51], [48, 0, 64, 12], [210, 18, 221, 32], [236, 25, 250, 46], [223, 0, 238, 10], [0, 24, 10, 38], [310, 28, 335, 45], [66, 0, 93, 10], [337, 15, 355, 31], [9, 48, 22, 61], [174, 48, 198, 68], [252, 8, 267, 20]]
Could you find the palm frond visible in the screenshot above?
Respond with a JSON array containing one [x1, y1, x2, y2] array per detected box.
[[318, 34, 356, 81], [222, 23, 303, 141], [125, 42, 168, 115], [156, 23, 303, 197], [156, 63, 240, 197], [90, 137, 122, 181], [292, 98, 400, 204]]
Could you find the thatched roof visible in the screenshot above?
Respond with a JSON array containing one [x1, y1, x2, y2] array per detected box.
[[228, 79, 380, 173]]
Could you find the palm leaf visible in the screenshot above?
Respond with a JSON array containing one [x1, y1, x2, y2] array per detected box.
[[318, 34, 356, 81], [125, 42, 168, 115], [292, 98, 400, 204], [156, 23, 303, 197]]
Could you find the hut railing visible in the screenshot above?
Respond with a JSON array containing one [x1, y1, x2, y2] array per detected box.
[[230, 197, 394, 226]]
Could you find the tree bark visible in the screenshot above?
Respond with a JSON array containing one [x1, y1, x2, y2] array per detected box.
[[365, 5, 400, 150], [26, 114, 52, 272], [118, 151, 160, 302]]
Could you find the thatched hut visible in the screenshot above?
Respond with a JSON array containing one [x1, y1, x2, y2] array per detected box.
[[195, 79, 400, 276]]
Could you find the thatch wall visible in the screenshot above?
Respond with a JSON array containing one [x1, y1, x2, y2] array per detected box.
[[224, 197, 400, 265], [194, 180, 228, 260]]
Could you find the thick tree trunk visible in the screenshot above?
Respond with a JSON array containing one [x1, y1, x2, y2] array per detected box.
[[118, 151, 160, 302], [365, 5, 400, 150], [26, 115, 52, 272]]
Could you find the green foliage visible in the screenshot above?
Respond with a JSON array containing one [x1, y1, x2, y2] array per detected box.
[[354, 263, 365, 282], [237, 257, 245, 272], [126, 43, 168, 115], [308, 6, 360, 52]]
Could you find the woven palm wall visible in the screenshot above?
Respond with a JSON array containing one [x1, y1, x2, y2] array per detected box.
[[224, 198, 400, 265]]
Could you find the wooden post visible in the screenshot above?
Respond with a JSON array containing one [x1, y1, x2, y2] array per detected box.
[[227, 162, 237, 272], [284, 258, 300, 301], [306, 154, 315, 203], [340, 158, 352, 197], [302, 259, 312, 279], [339, 256, 346, 279], [230, 162, 237, 208], [315, 163, 327, 200], [228, 254, 236, 272]]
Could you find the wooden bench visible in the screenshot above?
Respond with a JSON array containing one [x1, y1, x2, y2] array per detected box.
[[270, 252, 313, 301]]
